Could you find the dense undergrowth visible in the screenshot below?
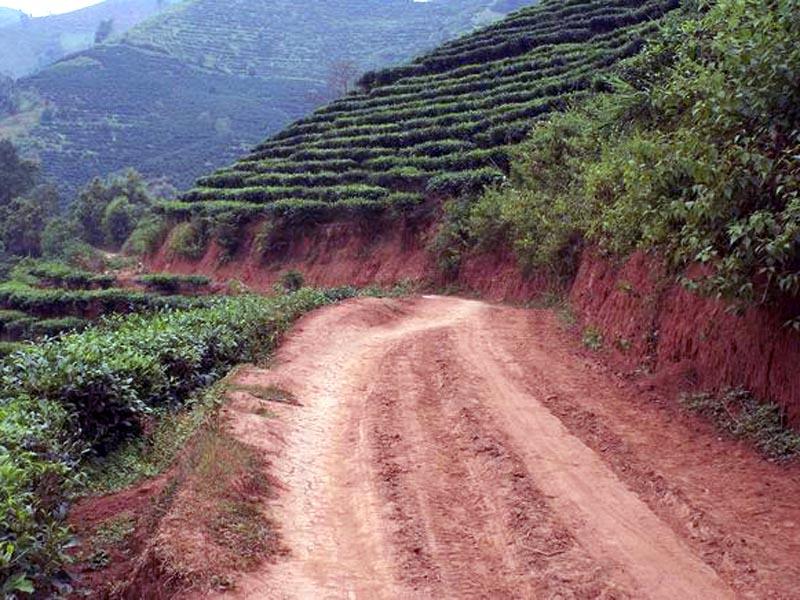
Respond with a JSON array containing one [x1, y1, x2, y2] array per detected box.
[[443, 0, 800, 320], [0, 287, 357, 595]]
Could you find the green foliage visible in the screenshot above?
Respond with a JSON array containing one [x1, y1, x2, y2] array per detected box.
[[29, 316, 90, 338], [122, 214, 169, 256], [279, 270, 305, 292], [0, 280, 205, 319], [19, 260, 116, 290], [11, 0, 527, 197], [582, 325, 604, 350], [0, 287, 357, 592], [0, 186, 58, 257], [168, 219, 209, 260], [173, 0, 676, 234], [682, 388, 800, 460], [70, 170, 152, 250], [102, 196, 136, 248], [135, 273, 210, 293], [0, 140, 37, 209], [456, 0, 800, 318]]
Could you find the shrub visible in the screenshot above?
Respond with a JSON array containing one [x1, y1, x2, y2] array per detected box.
[[136, 273, 211, 293], [168, 219, 209, 260], [279, 270, 305, 292], [122, 214, 169, 256], [0, 287, 359, 592], [29, 317, 89, 338]]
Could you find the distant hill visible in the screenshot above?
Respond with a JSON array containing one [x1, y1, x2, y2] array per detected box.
[[0, 6, 24, 28], [0, 0, 181, 78], [1, 0, 534, 198]]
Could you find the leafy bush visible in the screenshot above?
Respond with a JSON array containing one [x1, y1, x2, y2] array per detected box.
[[122, 214, 169, 256], [28, 317, 90, 338], [279, 270, 305, 292], [22, 260, 116, 290], [455, 0, 800, 320], [0, 287, 358, 592], [135, 273, 211, 293], [168, 219, 209, 260]]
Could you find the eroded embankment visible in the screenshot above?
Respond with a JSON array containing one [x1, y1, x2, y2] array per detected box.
[[149, 220, 800, 424]]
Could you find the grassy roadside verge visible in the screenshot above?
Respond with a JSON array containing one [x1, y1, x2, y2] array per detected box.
[[0, 286, 360, 595]]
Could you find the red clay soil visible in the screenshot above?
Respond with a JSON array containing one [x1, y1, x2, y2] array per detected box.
[[147, 220, 433, 293], [147, 220, 800, 425], [570, 249, 800, 425], [189, 296, 800, 599]]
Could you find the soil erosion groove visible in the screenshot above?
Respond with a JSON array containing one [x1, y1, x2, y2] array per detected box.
[[214, 295, 800, 600]]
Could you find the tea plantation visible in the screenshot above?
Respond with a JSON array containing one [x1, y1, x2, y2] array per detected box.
[[170, 0, 678, 222], [5, 0, 532, 197], [0, 262, 211, 357]]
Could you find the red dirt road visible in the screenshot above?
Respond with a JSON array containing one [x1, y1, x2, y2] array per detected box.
[[213, 296, 800, 599]]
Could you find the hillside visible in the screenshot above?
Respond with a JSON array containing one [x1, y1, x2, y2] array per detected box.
[[0, 0, 180, 78], [172, 0, 676, 218], [2, 0, 531, 198], [0, 6, 24, 27], [154, 0, 800, 429]]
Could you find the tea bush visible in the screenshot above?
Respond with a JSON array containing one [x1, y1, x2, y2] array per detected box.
[[0, 287, 358, 593]]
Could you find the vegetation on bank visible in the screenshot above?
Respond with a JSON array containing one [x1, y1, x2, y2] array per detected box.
[[682, 388, 800, 460], [438, 0, 800, 321], [0, 287, 358, 595]]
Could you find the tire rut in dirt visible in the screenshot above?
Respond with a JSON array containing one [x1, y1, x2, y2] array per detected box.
[[366, 328, 630, 599]]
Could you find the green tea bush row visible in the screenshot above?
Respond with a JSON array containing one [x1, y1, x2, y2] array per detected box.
[[135, 273, 211, 293], [0, 282, 205, 318], [0, 288, 357, 593]]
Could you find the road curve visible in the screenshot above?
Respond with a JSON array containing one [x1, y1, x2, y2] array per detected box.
[[210, 296, 800, 600]]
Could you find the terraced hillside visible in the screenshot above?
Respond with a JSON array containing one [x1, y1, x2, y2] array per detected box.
[[0, 0, 180, 78], [4, 0, 531, 198], [171, 0, 678, 223]]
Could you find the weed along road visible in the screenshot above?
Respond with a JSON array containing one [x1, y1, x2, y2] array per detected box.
[[215, 296, 800, 599]]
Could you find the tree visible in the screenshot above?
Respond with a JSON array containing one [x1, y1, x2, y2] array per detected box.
[[305, 61, 361, 104], [327, 61, 359, 97], [94, 19, 114, 44], [0, 185, 58, 256], [102, 196, 137, 247], [0, 75, 19, 116], [70, 169, 152, 249], [41, 217, 82, 258], [0, 140, 38, 207]]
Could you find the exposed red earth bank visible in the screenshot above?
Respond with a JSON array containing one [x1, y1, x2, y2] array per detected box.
[[72, 217, 800, 597], [148, 219, 800, 425]]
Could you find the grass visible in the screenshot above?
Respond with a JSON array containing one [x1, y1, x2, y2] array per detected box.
[[226, 383, 297, 406], [582, 325, 603, 350], [681, 388, 800, 461], [93, 513, 137, 548]]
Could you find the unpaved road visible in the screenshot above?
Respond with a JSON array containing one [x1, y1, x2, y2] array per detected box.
[[216, 296, 800, 599]]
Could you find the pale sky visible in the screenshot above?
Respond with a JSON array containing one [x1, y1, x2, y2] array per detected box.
[[1, 0, 103, 17]]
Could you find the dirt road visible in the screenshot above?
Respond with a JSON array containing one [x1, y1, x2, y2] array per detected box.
[[215, 296, 800, 599]]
